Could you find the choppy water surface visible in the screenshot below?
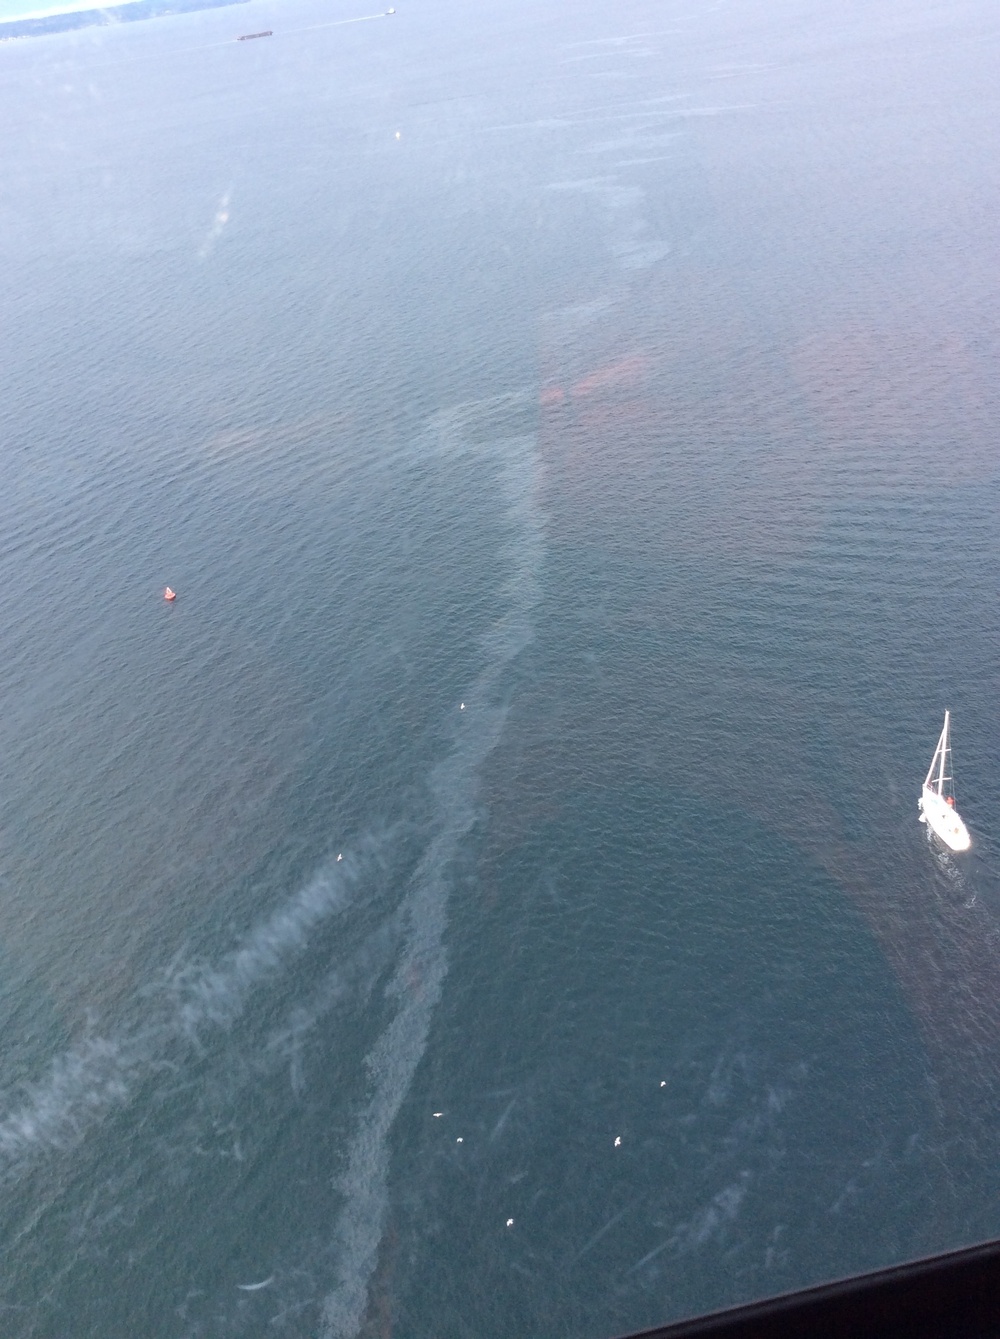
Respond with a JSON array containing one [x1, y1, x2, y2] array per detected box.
[[1, 0, 1000, 1333]]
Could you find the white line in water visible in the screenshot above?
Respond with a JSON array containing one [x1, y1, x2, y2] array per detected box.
[[319, 400, 545, 1339], [285, 11, 390, 35], [0, 845, 385, 1181]]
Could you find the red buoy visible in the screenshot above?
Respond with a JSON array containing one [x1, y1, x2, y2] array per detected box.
[[164, 587, 176, 601]]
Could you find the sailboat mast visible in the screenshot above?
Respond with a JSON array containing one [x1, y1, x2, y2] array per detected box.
[[939, 710, 950, 795]]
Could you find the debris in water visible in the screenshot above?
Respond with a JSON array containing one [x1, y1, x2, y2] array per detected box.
[[433, 1112, 443, 1117], [456, 1137, 463, 1143], [660, 1080, 666, 1088], [237, 1276, 274, 1292], [614, 1136, 621, 1147], [336, 853, 343, 861], [506, 1218, 514, 1227]]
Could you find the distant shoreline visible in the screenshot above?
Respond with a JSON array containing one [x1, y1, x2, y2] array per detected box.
[[0, 0, 249, 40]]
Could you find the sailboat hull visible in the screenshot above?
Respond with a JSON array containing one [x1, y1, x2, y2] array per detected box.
[[920, 784, 971, 851]]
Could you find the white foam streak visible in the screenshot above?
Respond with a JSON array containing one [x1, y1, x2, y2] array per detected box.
[[320, 408, 544, 1339], [169, 860, 354, 1041], [0, 1035, 132, 1166], [197, 189, 232, 260], [0, 853, 368, 1181]]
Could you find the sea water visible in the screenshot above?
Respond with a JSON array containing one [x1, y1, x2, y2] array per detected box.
[[1, 0, 1000, 1333]]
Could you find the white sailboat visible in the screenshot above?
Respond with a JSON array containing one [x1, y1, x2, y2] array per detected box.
[[918, 709, 971, 851]]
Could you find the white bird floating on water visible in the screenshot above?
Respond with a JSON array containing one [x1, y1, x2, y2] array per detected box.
[[237, 1277, 274, 1292]]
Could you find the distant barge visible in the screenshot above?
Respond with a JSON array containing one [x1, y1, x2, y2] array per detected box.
[[236, 29, 271, 38]]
